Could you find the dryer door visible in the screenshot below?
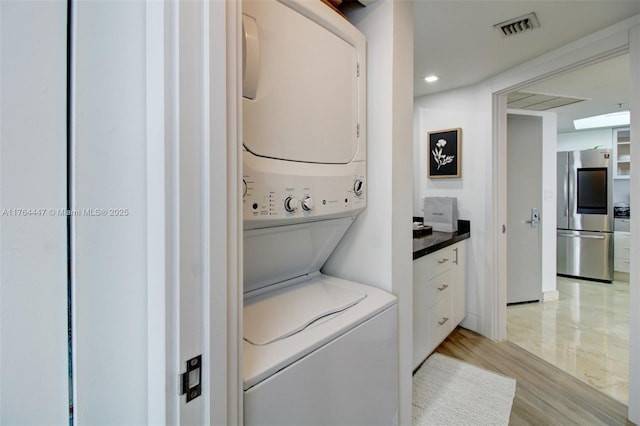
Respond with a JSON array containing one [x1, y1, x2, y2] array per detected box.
[[242, 0, 361, 164]]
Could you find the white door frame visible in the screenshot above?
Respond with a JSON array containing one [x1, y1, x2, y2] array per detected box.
[[206, 1, 243, 424], [148, 0, 243, 422], [492, 19, 639, 423]]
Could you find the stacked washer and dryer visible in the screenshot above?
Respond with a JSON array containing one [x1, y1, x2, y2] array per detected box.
[[241, 1, 399, 425]]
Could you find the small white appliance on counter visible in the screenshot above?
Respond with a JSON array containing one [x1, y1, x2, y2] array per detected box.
[[242, 1, 398, 425], [423, 196, 458, 232]]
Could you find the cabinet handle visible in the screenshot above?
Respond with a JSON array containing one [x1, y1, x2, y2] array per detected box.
[[437, 284, 449, 291], [453, 247, 458, 265], [438, 258, 449, 264], [438, 317, 449, 326]]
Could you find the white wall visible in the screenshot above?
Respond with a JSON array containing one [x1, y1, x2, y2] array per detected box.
[[0, 2, 69, 423], [542, 114, 559, 295], [323, 1, 414, 424], [390, 4, 414, 424], [413, 84, 492, 333]]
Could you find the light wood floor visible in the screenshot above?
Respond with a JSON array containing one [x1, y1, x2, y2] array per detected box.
[[435, 327, 635, 425]]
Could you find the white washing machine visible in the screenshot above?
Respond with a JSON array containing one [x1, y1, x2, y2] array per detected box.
[[243, 220, 398, 425], [242, 1, 398, 424], [243, 277, 398, 425]]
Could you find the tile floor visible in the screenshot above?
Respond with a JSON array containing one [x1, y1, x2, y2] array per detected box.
[[507, 276, 629, 404]]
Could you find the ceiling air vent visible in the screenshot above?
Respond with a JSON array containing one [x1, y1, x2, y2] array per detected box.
[[507, 91, 588, 111], [493, 12, 540, 37]]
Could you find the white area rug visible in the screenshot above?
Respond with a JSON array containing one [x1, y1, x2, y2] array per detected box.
[[413, 353, 516, 426]]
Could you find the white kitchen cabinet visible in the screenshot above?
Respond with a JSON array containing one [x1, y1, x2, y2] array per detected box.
[[613, 127, 630, 179], [412, 239, 466, 370], [614, 230, 631, 274]]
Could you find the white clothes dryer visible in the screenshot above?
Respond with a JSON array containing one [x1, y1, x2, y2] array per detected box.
[[242, 0, 367, 231]]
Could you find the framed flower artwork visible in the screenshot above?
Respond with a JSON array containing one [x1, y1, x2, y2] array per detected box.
[[427, 128, 461, 178]]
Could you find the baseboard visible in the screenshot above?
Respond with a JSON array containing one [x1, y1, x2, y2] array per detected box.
[[543, 290, 559, 302], [460, 312, 479, 333], [614, 271, 630, 282]]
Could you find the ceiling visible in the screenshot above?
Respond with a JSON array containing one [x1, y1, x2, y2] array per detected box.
[[517, 53, 630, 133], [413, 1, 640, 119]]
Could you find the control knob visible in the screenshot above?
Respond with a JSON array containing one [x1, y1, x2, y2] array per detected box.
[[301, 196, 315, 211], [353, 179, 364, 197], [284, 196, 300, 213]]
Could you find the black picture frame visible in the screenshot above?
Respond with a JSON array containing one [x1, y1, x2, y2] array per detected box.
[[427, 128, 461, 178]]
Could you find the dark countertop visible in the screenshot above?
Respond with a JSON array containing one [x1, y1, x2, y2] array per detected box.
[[413, 219, 470, 260]]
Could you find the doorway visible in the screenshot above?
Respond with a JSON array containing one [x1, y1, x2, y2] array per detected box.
[[503, 54, 631, 404]]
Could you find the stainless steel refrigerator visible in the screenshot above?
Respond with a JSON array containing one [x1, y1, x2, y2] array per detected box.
[[557, 149, 614, 282]]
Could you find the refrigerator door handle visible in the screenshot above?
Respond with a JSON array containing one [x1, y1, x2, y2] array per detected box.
[[567, 161, 575, 228], [557, 232, 606, 240], [563, 163, 569, 218]]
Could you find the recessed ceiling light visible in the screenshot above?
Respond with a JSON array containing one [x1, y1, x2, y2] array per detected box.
[[573, 111, 630, 130], [424, 75, 439, 83]]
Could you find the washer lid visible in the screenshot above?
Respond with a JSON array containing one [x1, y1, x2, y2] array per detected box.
[[244, 281, 366, 345]]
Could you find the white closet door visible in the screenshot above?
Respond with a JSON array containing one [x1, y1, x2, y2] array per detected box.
[[506, 114, 543, 304]]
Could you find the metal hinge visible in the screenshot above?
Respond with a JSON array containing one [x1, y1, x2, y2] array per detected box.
[[180, 355, 202, 403]]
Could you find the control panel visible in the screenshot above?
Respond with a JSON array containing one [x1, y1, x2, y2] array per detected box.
[[242, 155, 366, 229]]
